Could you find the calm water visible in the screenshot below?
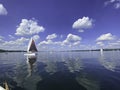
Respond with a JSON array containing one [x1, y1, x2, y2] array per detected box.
[[0, 51, 120, 90]]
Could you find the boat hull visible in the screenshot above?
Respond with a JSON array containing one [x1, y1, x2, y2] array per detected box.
[[24, 53, 37, 57]]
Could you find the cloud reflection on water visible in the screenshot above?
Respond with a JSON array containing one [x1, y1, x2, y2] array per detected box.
[[99, 51, 120, 72], [0, 51, 120, 90]]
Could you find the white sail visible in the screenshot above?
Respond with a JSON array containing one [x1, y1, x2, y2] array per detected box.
[[27, 38, 32, 52]]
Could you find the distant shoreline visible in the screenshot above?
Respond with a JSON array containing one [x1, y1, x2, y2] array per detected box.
[[67, 48, 120, 52], [0, 49, 26, 52], [0, 48, 120, 52]]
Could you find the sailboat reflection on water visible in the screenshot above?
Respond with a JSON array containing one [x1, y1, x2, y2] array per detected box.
[[26, 56, 37, 77]]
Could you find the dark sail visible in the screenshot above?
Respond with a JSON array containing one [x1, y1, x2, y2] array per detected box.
[[27, 38, 38, 52]]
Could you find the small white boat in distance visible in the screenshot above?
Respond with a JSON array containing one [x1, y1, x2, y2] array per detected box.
[[24, 38, 38, 56], [100, 48, 103, 52]]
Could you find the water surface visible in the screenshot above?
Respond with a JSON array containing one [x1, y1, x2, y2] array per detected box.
[[0, 51, 120, 90]]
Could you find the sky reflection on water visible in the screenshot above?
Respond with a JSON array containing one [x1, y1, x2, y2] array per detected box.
[[0, 51, 120, 90]]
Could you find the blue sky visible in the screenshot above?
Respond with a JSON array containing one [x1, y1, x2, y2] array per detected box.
[[0, 0, 120, 51]]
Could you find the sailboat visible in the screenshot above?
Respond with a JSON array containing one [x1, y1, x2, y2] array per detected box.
[[100, 48, 103, 52], [24, 38, 38, 56]]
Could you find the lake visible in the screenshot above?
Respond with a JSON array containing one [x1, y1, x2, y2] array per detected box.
[[0, 51, 120, 90]]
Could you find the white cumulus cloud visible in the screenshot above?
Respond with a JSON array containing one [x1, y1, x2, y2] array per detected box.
[[39, 40, 53, 45], [96, 33, 116, 41], [8, 35, 15, 39], [96, 41, 104, 46], [105, 0, 120, 9], [0, 4, 8, 15], [46, 33, 57, 40], [0, 39, 4, 44], [114, 2, 120, 8], [108, 39, 120, 47], [66, 33, 81, 42], [39, 33, 81, 48], [62, 33, 82, 45], [3, 37, 29, 46], [39, 34, 58, 46], [72, 16, 94, 32], [0, 35, 4, 43], [73, 41, 80, 46], [32, 35, 40, 41], [0, 35, 4, 39], [15, 19, 45, 36]]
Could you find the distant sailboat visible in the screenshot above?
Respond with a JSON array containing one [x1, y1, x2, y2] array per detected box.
[[100, 48, 103, 52], [24, 38, 38, 56]]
